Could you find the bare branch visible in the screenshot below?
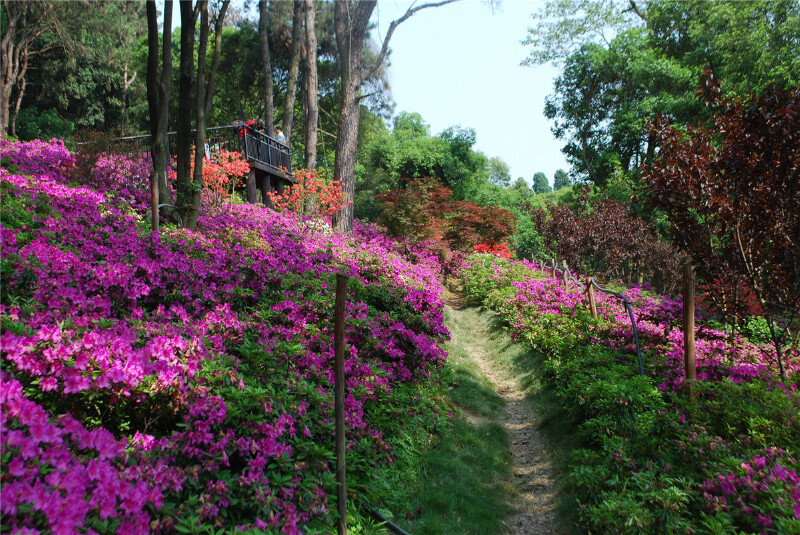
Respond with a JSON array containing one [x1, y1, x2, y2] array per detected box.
[[366, 0, 460, 81], [628, 1, 646, 21], [319, 105, 339, 128], [319, 128, 337, 140]]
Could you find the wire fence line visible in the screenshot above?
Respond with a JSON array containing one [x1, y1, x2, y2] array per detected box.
[[527, 255, 795, 406], [534, 256, 647, 377]]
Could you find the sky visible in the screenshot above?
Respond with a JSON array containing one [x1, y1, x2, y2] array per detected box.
[[370, 0, 568, 187]]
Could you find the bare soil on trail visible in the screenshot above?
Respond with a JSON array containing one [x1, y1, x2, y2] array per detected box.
[[444, 299, 559, 534]]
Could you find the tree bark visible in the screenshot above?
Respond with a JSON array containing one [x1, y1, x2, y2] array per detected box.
[[303, 0, 318, 170], [120, 61, 136, 136], [331, 0, 458, 233], [330, 1, 374, 233], [185, 0, 229, 230], [0, 1, 52, 137], [10, 50, 27, 137], [176, 0, 197, 224], [259, 0, 275, 137], [282, 0, 304, 143], [146, 0, 173, 215]]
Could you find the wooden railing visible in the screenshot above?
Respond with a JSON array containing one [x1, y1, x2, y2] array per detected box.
[[93, 124, 292, 181]]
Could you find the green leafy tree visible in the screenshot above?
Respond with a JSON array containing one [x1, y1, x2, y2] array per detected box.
[[21, 1, 146, 135], [532, 172, 551, 193], [529, 0, 800, 186], [512, 177, 532, 198], [553, 168, 570, 189], [487, 157, 511, 187], [392, 111, 430, 140]]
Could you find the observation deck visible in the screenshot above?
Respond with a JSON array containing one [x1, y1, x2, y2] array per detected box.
[[97, 124, 293, 206]]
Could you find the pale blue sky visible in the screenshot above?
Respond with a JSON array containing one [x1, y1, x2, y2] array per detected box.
[[372, 0, 568, 187]]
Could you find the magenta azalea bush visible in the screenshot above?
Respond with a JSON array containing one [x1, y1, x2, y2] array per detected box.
[[463, 255, 800, 534], [1, 138, 449, 533]]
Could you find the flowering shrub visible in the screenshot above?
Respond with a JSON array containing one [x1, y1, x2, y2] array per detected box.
[[473, 242, 513, 259], [192, 149, 250, 213], [701, 448, 800, 531], [376, 177, 517, 254], [462, 254, 800, 533], [1, 139, 449, 533], [267, 168, 348, 217]]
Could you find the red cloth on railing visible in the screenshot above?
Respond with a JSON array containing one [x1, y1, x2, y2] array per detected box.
[[238, 119, 257, 138]]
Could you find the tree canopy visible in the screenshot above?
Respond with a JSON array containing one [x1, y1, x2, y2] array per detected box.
[[530, 0, 800, 186]]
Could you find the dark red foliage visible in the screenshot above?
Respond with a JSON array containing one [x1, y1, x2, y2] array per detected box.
[[643, 81, 800, 377], [375, 177, 517, 254], [530, 189, 684, 293]]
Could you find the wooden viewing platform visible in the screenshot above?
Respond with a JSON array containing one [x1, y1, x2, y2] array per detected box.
[[98, 124, 293, 207]]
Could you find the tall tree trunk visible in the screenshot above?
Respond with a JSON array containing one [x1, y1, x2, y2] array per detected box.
[[259, 0, 275, 137], [146, 0, 174, 216], [10, 50, 27, 137], [176, 1, 197, 224], [282, 0, 303, 143], [331, 0, 457, 233], [146, 0, 173, 214], [331, 1, 374, 232], [187, 0, 210, 230], [303, 0, 318, 170], [185, 0, 230, 230], [121, 61, 136, 136]]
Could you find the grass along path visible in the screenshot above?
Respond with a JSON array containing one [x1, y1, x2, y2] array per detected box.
[[445, 303, 560, 534]]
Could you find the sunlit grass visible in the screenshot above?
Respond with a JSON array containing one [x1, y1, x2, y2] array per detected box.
[[381, 306, 514, 534]]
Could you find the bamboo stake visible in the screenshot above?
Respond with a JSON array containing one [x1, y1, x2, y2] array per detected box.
[[683, 265, 696, 400], [334, 274, 348, 535], [150, 171, 159, 233], [587, 278, 598, 319]]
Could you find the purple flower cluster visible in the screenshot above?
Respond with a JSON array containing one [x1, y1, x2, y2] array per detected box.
[[702, 448, 800, 527], [1, 376, 161, 534], [1, 139, 449, 532]]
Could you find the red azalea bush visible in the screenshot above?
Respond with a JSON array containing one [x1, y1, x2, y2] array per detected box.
[[190, 149, 250, 213], [473, 242, 513, 259], [267, 168, 349, 217]]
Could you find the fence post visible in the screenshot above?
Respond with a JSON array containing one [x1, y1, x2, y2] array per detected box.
[[334, 274, 348, 535], [150, 171, 159, 233], [683, 264, 696, 399], [587, 278, 598, 319], [562, 260, 569, 286]]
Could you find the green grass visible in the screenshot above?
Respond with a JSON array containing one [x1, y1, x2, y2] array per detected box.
[[378, 305, 514, 534]]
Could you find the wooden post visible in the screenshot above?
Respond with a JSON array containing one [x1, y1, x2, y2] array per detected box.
[[587, 278, 598, 319], [259, 174, 274, 209], [150, 171, 159, 233], [334, 274, 348, 535], [683, 264, 696, 399], [246, 169, 257, 203], [551, 257, 556, 276], [562, 260, 569, 286]]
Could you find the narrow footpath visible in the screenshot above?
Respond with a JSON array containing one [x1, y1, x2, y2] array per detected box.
[[445, 302, 559, 534]]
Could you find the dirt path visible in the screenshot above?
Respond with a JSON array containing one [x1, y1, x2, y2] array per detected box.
[[445, 302, 559, 534]]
